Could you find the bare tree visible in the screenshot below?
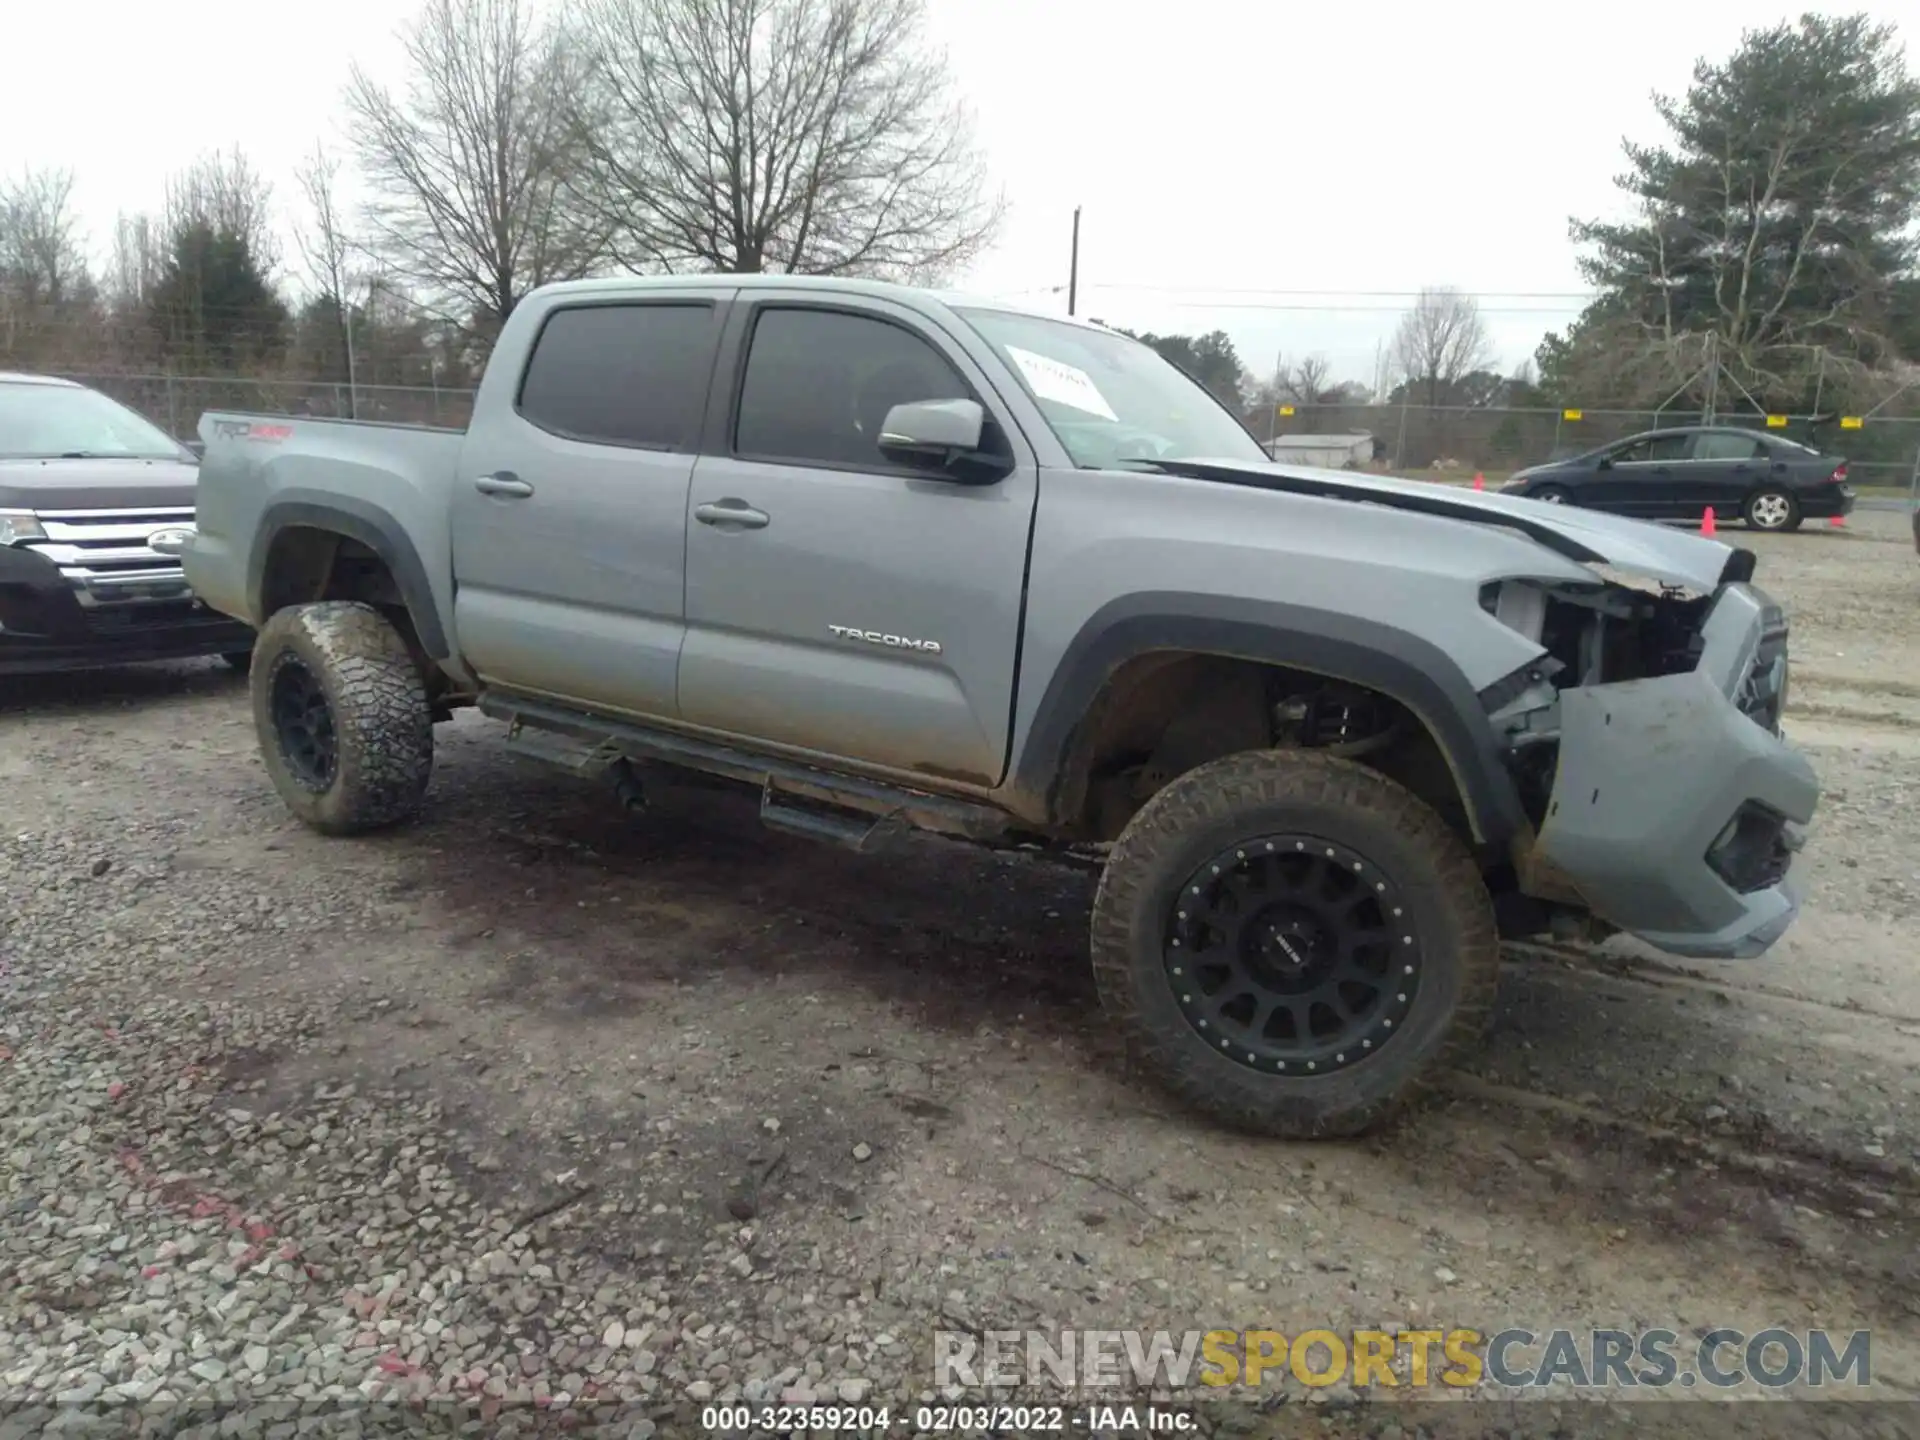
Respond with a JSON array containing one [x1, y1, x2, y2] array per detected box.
[[106, 213, 162, 312], [295, 143, 369, 404], [1390, 286, 1493, 407], [345, 0, 608, 336], [0, 166, 92, 308], [566, 0, 1003, 278], [1278, 353, 1332, 405]]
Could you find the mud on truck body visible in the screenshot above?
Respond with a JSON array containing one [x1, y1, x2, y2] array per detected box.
[[179, 276, 1819, 1138]]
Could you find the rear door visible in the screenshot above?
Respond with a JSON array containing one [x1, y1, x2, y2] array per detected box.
[[450, 290, 731, 719], [675, 293, 1039, 787], [1680, 430, 1769, 512]]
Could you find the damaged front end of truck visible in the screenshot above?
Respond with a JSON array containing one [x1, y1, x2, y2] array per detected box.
[[1479, 553, 1819, 960]]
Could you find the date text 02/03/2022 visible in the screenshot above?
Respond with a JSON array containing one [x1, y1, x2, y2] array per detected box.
[[698, 1403, 1199, 1432]]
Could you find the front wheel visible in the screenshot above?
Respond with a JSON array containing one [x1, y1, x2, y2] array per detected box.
[[1530, 484, 1571, 505], [1745, 488, 1801, 532], [1089, 750, 1500, 1138], [250, 601, 434, 836]]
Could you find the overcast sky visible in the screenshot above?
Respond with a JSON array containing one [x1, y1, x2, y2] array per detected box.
[[2, 0, 1911, 388]]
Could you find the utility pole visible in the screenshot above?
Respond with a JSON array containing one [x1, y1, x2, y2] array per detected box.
[[1067, 208, 1081, 317], [1702, 332, 1719, 425]]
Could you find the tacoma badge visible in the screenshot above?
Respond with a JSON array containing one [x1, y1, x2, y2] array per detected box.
[[828, 624, 942, 655]]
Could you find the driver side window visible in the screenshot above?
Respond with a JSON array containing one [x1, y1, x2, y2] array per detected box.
[[1614, 434, 1686, 464], [733, 306, 995, 472]]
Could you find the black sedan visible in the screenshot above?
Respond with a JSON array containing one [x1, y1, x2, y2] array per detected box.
[[1500, 425, 1854, 531]]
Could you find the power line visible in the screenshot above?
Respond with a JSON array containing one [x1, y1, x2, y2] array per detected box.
[[1082, 282, 1601, 300]]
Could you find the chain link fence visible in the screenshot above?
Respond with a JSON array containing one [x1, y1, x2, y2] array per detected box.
[[1264, 400, 1920, 490], [41, 371, 1920, 494], [54, 373, 477, 435]]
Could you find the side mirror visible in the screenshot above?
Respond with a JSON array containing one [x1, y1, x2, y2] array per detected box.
[[877, 399, 1006, 483], [1595, 454, 1612, 470]]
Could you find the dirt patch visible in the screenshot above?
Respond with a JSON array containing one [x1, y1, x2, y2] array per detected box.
[[5, 505, 1920, 1420]]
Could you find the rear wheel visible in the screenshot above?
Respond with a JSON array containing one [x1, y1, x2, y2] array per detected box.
[[1089, 749, 1499, 1138], [1745, 488, 1801, 532], [250, 601, 433, 835]]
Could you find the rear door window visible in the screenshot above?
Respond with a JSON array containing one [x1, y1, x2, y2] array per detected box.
[[1691, 433, 1766, 462], [517, 302, 717, 450]]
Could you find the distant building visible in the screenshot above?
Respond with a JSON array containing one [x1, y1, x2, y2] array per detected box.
[[1263, 432, 1377, 468]]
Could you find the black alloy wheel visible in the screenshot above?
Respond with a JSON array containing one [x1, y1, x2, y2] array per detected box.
[[1166, 834, 1416, 1074], [267, 653, 339, 791]]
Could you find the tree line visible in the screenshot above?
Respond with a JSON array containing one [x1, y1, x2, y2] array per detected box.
[[0, 0, 999, 393], [2, 6, 1917, 431]]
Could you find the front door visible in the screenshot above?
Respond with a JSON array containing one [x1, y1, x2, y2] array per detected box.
[[676, 295, 1039, 788], [450, 292, 730, 719], [1591, 431, 1690, 515]]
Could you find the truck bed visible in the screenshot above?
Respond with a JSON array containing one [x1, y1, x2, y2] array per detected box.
[[181, 412, 467, 647]]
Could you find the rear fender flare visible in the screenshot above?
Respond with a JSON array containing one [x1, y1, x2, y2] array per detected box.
[[1010, 594, 1528, 849], [249, 495, 450, 660]]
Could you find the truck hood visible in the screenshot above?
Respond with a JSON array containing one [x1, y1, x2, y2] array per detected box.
[[1158, 457, 1753, 593], [0, 456, 201, 512]]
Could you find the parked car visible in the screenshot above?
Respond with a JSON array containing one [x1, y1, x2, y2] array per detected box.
[[1500, 425, 1854, 531], [180, 276, 1818, 1140], [0, 372, 254, 677]]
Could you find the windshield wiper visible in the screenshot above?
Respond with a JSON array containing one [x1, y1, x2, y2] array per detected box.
[[1081, 457, 1172, 473]]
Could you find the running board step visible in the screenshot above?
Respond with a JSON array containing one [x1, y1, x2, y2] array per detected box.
[[480, 690, 1012, 844], [759, 785, 909, 853], [502, 718, 622, 773]]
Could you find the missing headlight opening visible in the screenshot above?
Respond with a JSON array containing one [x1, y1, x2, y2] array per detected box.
[[1480, 575, 1718, 828]]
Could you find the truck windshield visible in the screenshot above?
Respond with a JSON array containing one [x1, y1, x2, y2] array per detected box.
[[0, 383, 185, 461], [954, 308, 1268, 470]]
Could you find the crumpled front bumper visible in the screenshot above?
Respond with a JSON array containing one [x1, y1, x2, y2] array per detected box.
[[1532, 583, 1820, 960]]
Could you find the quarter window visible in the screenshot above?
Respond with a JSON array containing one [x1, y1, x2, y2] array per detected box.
[[735, 307, 975, 468], [517, 303, 715, 449]]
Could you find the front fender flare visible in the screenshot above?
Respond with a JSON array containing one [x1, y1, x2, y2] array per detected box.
[[1010, 593, 1528, 849], [249, 495, 450, 660]]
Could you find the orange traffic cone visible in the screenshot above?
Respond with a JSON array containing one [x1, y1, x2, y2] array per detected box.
[[1472, 472, 1485, 490], [1829, 514, 1845, 528], [1700, 506, 1717, 537]]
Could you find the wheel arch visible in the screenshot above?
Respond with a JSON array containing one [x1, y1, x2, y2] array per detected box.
[[249, 497, 450, 660], [1007, 594, 1529, 853]]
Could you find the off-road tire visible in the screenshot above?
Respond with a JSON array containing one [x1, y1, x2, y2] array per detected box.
[[1090, 749, 1499, 1139], [1744, 487, 1802, 532], [250, 601, 433, 836]]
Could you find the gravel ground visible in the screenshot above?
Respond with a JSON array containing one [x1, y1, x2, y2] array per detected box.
[[3, 508, 1920, 1438]]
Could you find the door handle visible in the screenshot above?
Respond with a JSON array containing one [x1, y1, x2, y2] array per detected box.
[[475, 473, 533, 498], [694, 499, 770, 530]]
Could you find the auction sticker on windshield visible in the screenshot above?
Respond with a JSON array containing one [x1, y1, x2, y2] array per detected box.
[[1005, 345, 1118, 421]]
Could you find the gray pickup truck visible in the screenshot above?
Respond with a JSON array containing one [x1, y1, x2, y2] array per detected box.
[[181, 276, 1819, 1138]]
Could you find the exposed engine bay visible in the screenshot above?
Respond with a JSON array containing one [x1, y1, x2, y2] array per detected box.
[[1478, 571, 1722, 827]]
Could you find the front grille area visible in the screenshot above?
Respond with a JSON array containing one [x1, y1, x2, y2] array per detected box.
[[22, 507, 195, 607]]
